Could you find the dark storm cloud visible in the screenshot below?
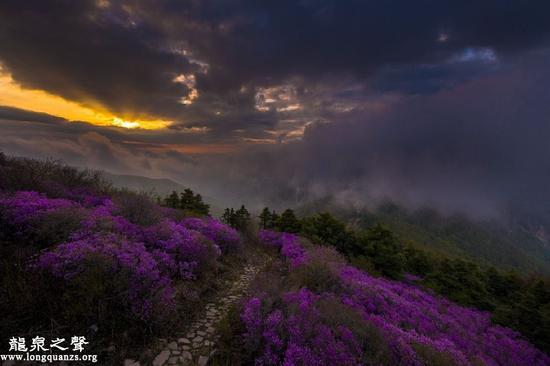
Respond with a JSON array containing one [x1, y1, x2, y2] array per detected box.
[[0, 0, 194, 119], [1, 0, 550, 125], [1, 1, 550, 218], [235, 49, 550, 216], [0, 106, 65, 124], [153, 0, 550, 92]]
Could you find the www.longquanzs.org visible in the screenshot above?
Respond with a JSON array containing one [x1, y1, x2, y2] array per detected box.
[[1, 353, 98, 363]]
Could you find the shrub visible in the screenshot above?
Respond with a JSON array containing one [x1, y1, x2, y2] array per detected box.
[[0, 191, 80, 246], [182, 217, 241, 253], [0, 155, 109, 194], [258, 230, 307, 268], [339, 265, 550, 366], [241, 289, 364, 366], [142, 218, 220, 279], [112, 190, 163, 226], [35, 232, 175, 322], [245, 230, 550, 366], [287, 247, 344, 294]]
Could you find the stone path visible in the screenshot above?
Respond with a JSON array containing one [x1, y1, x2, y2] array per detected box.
[[143, 262, 265, 366]]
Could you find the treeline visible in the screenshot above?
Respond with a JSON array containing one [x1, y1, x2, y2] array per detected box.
[[161, 189, 210, 215], [221, 206, 303, 233], [221, 206, 251, 231], [258, 207, 550, 354]]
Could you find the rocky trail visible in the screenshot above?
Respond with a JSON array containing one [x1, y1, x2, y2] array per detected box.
[[126, 256, 268, 366]]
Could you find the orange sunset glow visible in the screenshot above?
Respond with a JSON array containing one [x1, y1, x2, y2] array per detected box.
[[0, 68, 172, 130]]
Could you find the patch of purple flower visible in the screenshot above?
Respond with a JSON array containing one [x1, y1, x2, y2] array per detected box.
[[182, 217, 241, 253], [76, 198, 143, 240], [142, 219, 218, 279], [0, 189, 242, 322], [242, 288, 363, 366], [244, 231, 550, 366], [339, 265, 550, 366], [35, 232, 174, 320], [259, 230, 307, 268], [0, 191, 76, 227]]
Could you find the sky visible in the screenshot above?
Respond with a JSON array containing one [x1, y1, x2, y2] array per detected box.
[[1, 0, 550, 216]]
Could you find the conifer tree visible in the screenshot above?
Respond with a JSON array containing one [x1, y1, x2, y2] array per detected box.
[[278, 208, 301, 233], [259, 207, 272, 229], [164, 191, 180, 208]]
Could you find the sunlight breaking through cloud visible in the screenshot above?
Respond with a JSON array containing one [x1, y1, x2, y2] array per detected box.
[[0, 68, 172, 130]]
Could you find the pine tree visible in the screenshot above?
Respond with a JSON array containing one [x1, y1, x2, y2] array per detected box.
[[235, 205, 251, 231], [259, 207, 272, 229], [222, 208, 231, 224], [278, 208, 301, 233], [164, 191, 180, 208], [271, 210, 280, 230], [180, 189, 195, 210]]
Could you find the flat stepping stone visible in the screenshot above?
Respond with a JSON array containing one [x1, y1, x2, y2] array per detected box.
[[198, 356, 209, 366], [181, 351, 192, 361], [152, 350, 170, 366]]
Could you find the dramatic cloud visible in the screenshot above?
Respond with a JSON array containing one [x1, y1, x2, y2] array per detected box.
[[1, 1, 550, 217]]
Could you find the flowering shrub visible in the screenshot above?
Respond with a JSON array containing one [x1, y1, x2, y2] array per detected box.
[[259, 230, 307, 268], [339, 265, 550, 366], [143, 219, 218, 279], [76, 198, 143, 240], [242, 289, 364, 366], [243, 231, 550, 366], [0, 191, 82, 246], [182, 217, 241, 253], [0, 189, 242, 325], [0, 191, 76, 227], [35, 232, 174, 320]]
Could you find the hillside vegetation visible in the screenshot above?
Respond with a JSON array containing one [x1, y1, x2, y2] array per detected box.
[[1, 152, 549, 365], [299, 200, 550, 275]]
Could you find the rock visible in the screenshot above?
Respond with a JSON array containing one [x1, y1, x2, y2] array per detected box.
[[182, 345, 191, 350], [172, 350, 181, 355], [198, 356, 209, 366], [178, 338, 191, 344], [152, 350, 171, 366], [168, 356, 179, 365], [167, 341, 178, 350], [181, 351, 193, 361], [124, 359, 140, 366], [197, 331, 206, 336], [193, 336, 204, 343]]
